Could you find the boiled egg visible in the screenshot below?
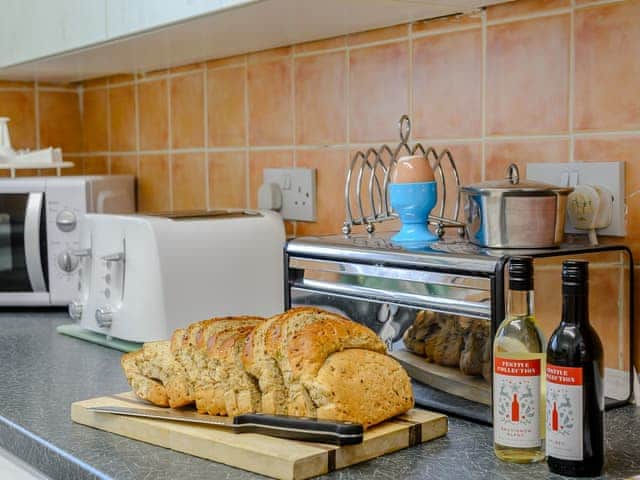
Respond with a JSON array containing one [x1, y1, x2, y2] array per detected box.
[[391, 155, 435, 183]]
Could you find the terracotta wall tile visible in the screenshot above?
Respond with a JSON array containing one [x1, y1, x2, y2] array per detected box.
[[109, 85, 136, 151], [83, 156, 109, 175], [413, 29, 482, 139], [248, 46, 291, 64], [15, 169, 40, 177], [171, 152, 206, 211], [169, 62, 205, 74], [248, 59, 293, 146], [138, 79, 169, 150], [136, 68, 169, 80], [107, 74, 135, 85], [349, 42, 409, 142], [295, 51, 346, 145], [430, 143, 482, 221], [208, 151, 246, 209], [170, 72, 204, 149], [0, 80, 34, 89], [82, 88, 108, 152], [485, 139, 569, 180], [413, 13, 481, 35], [82, 78, 108, 88], [110, 155, 137, 176], [574, 1, 640, 131], [487, 0, 570, 20], [534, 262, 628, 371], [348, 24, 408, 46], [574, 136, 640, 259], [38, 91, 83, 152], [248, 150, 294, 208], [139, 154, 170, 212], [296, 149, 348, 236], [60, 158, 84, 176], [486, 15, 570, 135], [206, 54, 246, 69], [295, 36, 346, 54], [0, 91, 36, 149], [207, 67, 245, 147]]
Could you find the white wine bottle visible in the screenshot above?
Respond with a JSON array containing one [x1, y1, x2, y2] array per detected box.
[[493, 257, 546, 463]]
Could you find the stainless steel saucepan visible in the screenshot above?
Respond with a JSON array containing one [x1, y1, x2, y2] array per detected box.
[[460, 164, 573, 249]]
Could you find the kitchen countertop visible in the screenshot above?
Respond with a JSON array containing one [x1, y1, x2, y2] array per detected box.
[[1, 312, 639, 480]]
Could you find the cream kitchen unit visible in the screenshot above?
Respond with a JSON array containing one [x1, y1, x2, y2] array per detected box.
[[0, 0, 510, 83]]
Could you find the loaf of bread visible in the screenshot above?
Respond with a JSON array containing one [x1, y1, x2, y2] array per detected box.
[[402, 310, 491, 380], [121, 307, 414, 428]]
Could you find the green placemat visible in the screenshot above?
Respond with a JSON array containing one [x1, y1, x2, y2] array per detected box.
[[57, 324, 142, 352]]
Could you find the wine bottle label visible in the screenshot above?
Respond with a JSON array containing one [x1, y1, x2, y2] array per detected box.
[[493, 357, 541, 448], [546, 364, 584, 461]]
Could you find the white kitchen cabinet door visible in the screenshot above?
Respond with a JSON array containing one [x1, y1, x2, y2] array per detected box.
[[0, 0, 106, 68], [106, 0, 255, 39]]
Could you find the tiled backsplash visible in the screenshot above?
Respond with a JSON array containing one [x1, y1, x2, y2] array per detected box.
[[0, 82, 81, 176], [1, 0, 639, 366]]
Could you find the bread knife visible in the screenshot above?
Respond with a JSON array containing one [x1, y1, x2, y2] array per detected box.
[[88, 406, 363, 445]]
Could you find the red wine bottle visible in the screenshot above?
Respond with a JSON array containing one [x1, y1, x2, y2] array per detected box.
[[546, 260, 604, 477]]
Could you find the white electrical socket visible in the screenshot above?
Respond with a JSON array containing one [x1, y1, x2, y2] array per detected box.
[[526, 162, 625, 236], [263, 168, 317, 221]]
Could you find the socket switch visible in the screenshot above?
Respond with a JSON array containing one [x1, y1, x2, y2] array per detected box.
[[526, 162, 625, 236], [263, 168, 317, 221]]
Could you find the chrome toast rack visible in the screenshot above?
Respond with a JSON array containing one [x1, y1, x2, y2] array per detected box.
[[342, 115, 465, 237]]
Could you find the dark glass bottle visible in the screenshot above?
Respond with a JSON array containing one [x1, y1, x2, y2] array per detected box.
[[546, 260, 604, 477]]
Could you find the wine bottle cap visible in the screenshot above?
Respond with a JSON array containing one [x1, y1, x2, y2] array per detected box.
[[508, 256, 533, 291], [562, 260, 589, 294]]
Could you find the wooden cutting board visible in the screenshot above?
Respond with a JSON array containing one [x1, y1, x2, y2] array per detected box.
[[71, 392, 448, 480]]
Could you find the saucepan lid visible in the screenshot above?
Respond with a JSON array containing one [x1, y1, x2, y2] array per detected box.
[[460, 163, 573, 195]]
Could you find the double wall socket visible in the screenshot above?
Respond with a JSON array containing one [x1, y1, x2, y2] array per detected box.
[[263, 168, 317, 221], [526, 162, 625, 236]]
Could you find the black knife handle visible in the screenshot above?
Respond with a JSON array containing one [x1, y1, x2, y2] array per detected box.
[[232, 413, 363, 445]]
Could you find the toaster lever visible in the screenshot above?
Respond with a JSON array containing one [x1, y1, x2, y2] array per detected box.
[[72, 248, 92, 258], [102, 252, 124, 263]]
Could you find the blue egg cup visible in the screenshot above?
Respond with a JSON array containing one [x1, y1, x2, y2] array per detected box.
[[389, 181, 438, 244]]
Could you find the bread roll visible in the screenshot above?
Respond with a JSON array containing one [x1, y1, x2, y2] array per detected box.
[[122, 308, 414, 428]]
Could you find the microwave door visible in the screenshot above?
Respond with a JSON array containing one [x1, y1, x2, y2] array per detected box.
[[24, 193, 46, 292], [0, 193, 46, 293]]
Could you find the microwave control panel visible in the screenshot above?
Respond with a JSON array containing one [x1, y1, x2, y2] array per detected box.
[[45, 179, 87, 305]]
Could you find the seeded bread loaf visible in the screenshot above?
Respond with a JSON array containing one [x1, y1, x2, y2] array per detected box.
[[122, 308, 414, 428]]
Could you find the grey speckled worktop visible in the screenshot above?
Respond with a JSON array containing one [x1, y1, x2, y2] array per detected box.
[[0, 312, 639, 480]]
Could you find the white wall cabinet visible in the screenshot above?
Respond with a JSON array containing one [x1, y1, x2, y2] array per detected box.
[[1, 0, 106, 67], [106, 0, 255, 39], [0, 0, 510, 83]]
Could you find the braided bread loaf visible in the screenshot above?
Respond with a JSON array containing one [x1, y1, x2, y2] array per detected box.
[[121, 307, 414, 428]]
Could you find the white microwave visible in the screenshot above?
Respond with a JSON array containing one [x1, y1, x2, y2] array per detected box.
[[0, 175, 135, 306]]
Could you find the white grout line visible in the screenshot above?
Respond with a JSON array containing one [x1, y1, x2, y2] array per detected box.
[[244, 56, 250, 209], [167, 74, 174, 210], [408, 22, 414, 127], [34, 83, 40, 150], [204, 68, 210, 210], [569, 1, 576, 163], [290, 52, 297, 236], [481, 9, 487, 181]]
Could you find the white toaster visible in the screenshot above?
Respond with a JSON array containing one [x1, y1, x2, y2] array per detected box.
[[70, 210, 286, 342]]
